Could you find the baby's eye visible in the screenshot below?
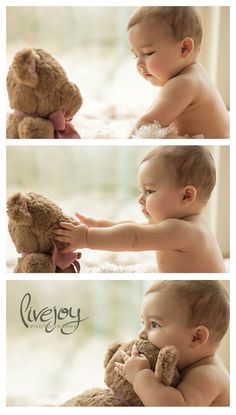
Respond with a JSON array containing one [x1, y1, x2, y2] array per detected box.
[[144, 51, 155, 57], [151, 321, 160, 329], [145, 189, 155, 195]]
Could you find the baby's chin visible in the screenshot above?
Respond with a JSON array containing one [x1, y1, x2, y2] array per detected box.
[[148, 77, 165, 86], [146, 76, 165, 87]]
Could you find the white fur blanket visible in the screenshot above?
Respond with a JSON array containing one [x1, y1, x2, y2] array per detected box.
[[76, 115, 203, 139]]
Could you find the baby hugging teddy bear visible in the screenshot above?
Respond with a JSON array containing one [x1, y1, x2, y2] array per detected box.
[[6, 48, 82, 139], [61, 339, 180, 406]]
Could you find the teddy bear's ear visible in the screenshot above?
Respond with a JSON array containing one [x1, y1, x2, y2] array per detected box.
[[104, 342, 122, 368], [7, 192, 32, 225], [12, 49, 40, 87]]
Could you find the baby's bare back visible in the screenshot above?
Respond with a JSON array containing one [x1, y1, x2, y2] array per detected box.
[[155, 216, 225, 273], [173, 63, 229, 138]]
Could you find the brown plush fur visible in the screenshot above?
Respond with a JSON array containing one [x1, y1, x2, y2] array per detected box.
[[7, 48, 82, 138], [7, 191, 81, 273], [62, 339, 180, 407]]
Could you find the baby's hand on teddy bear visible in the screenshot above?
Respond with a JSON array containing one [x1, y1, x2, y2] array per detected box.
[[53, 222, 88, 252], [114, 344, 151, 384], [75, 212, 99, 227]]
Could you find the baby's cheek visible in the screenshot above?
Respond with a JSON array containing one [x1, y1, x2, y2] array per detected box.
[[147, 196, 159, 211]]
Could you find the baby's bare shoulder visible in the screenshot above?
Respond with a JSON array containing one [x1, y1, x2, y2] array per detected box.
[[178, 356, 229, 405], [162, 69, 198, 102], [182, 355, 229, 387]]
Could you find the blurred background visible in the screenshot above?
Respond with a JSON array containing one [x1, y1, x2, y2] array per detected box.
[[6, 145, 230, 272], [6, 6, 230, 138], [6, 280, 229, 406]]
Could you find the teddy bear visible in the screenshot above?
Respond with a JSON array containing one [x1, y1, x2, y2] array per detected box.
[[62, 339, 180, 406], [7, 48, 82, 139], [7, 191, 81, 273]]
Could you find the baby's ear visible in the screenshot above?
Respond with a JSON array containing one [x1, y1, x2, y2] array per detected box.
[[182, 185, 197, 204], [12, 48, 39, 87], [181, 37, 194, 57]]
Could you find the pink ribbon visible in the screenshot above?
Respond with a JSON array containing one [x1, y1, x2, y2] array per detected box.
[[20, 243, 82, 273], [51, 240, 81, 272]]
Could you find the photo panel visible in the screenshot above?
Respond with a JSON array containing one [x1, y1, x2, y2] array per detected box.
[[6, 279, 230, 406], [6, 5, 230, 139], [6, 145, 229, 274]]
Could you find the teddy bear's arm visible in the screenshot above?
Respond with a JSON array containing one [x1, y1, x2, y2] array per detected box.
[[104, 342, 122, 367], [60, 82, 82, 117], [8, 223, 39, 253], [154, 345, 180, 387]]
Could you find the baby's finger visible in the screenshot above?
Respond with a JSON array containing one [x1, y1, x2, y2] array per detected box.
[[53, 235, 70, 243], [71, 220, 80, 225], [59, 222, 74, 229], [53, 229, 70, 236], [57, 245, 73, 254], [75, 212, 86, 220], [114, 367, 124, 377], [131, 344, 139, 356], [75, 212, 91, 226], [120, 350, 130, 362], [114, 362, 124, 374]]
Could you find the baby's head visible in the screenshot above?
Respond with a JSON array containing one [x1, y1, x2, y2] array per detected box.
[[140, 280, 229, 369], [127, 6, 202, 85], [138, 146, 215, 223]]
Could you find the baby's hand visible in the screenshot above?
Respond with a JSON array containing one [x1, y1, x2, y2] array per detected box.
[[114, 344, 150, 384], [75, 212, 98, 227], [53, 222, 88, 252], [127, 128, 136, 139]]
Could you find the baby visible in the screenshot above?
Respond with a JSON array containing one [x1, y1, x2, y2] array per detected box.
[[53, 145, 226, 273], [127, 6, 229, 138], [114, 280, 230, 406]]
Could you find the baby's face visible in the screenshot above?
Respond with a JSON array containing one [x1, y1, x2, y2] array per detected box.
[[139, 291, 192, 366], [128, 20, 184, 86], [138, 159, 183, 223]]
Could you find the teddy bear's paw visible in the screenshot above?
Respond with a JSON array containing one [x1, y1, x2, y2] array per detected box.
[[19, 253, 55, 273], [154, 345, 180, 386], [6, 113, 22, 138], [18, 117, 54, 138]]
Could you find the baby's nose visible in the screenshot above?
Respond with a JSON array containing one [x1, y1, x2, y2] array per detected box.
[[139, 328, 147, 340], [138, 193, 145, 204], [137, 57, 145, 71]]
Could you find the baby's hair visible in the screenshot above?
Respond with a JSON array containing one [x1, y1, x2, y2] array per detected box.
[[127, 6, 203, 50], [146, 280, 229, 344], [141, 146, 216, 204]]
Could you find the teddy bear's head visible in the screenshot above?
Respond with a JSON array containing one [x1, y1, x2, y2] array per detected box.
[[103, 339, 180, 406], [7, 48, 82, 120], [7, 191, 81, 272]]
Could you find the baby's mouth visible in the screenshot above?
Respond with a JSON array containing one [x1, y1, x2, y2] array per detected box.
[[139, 68, 152, 79], [143, 72, 152, 79], [142, 208, 149, 217]]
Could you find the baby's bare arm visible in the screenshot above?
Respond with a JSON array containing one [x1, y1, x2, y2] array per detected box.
[[131, 76, 195, 133], [53, 218, 194, 253], [76, 212, 134, 228], [133, 365, 222, 406]]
